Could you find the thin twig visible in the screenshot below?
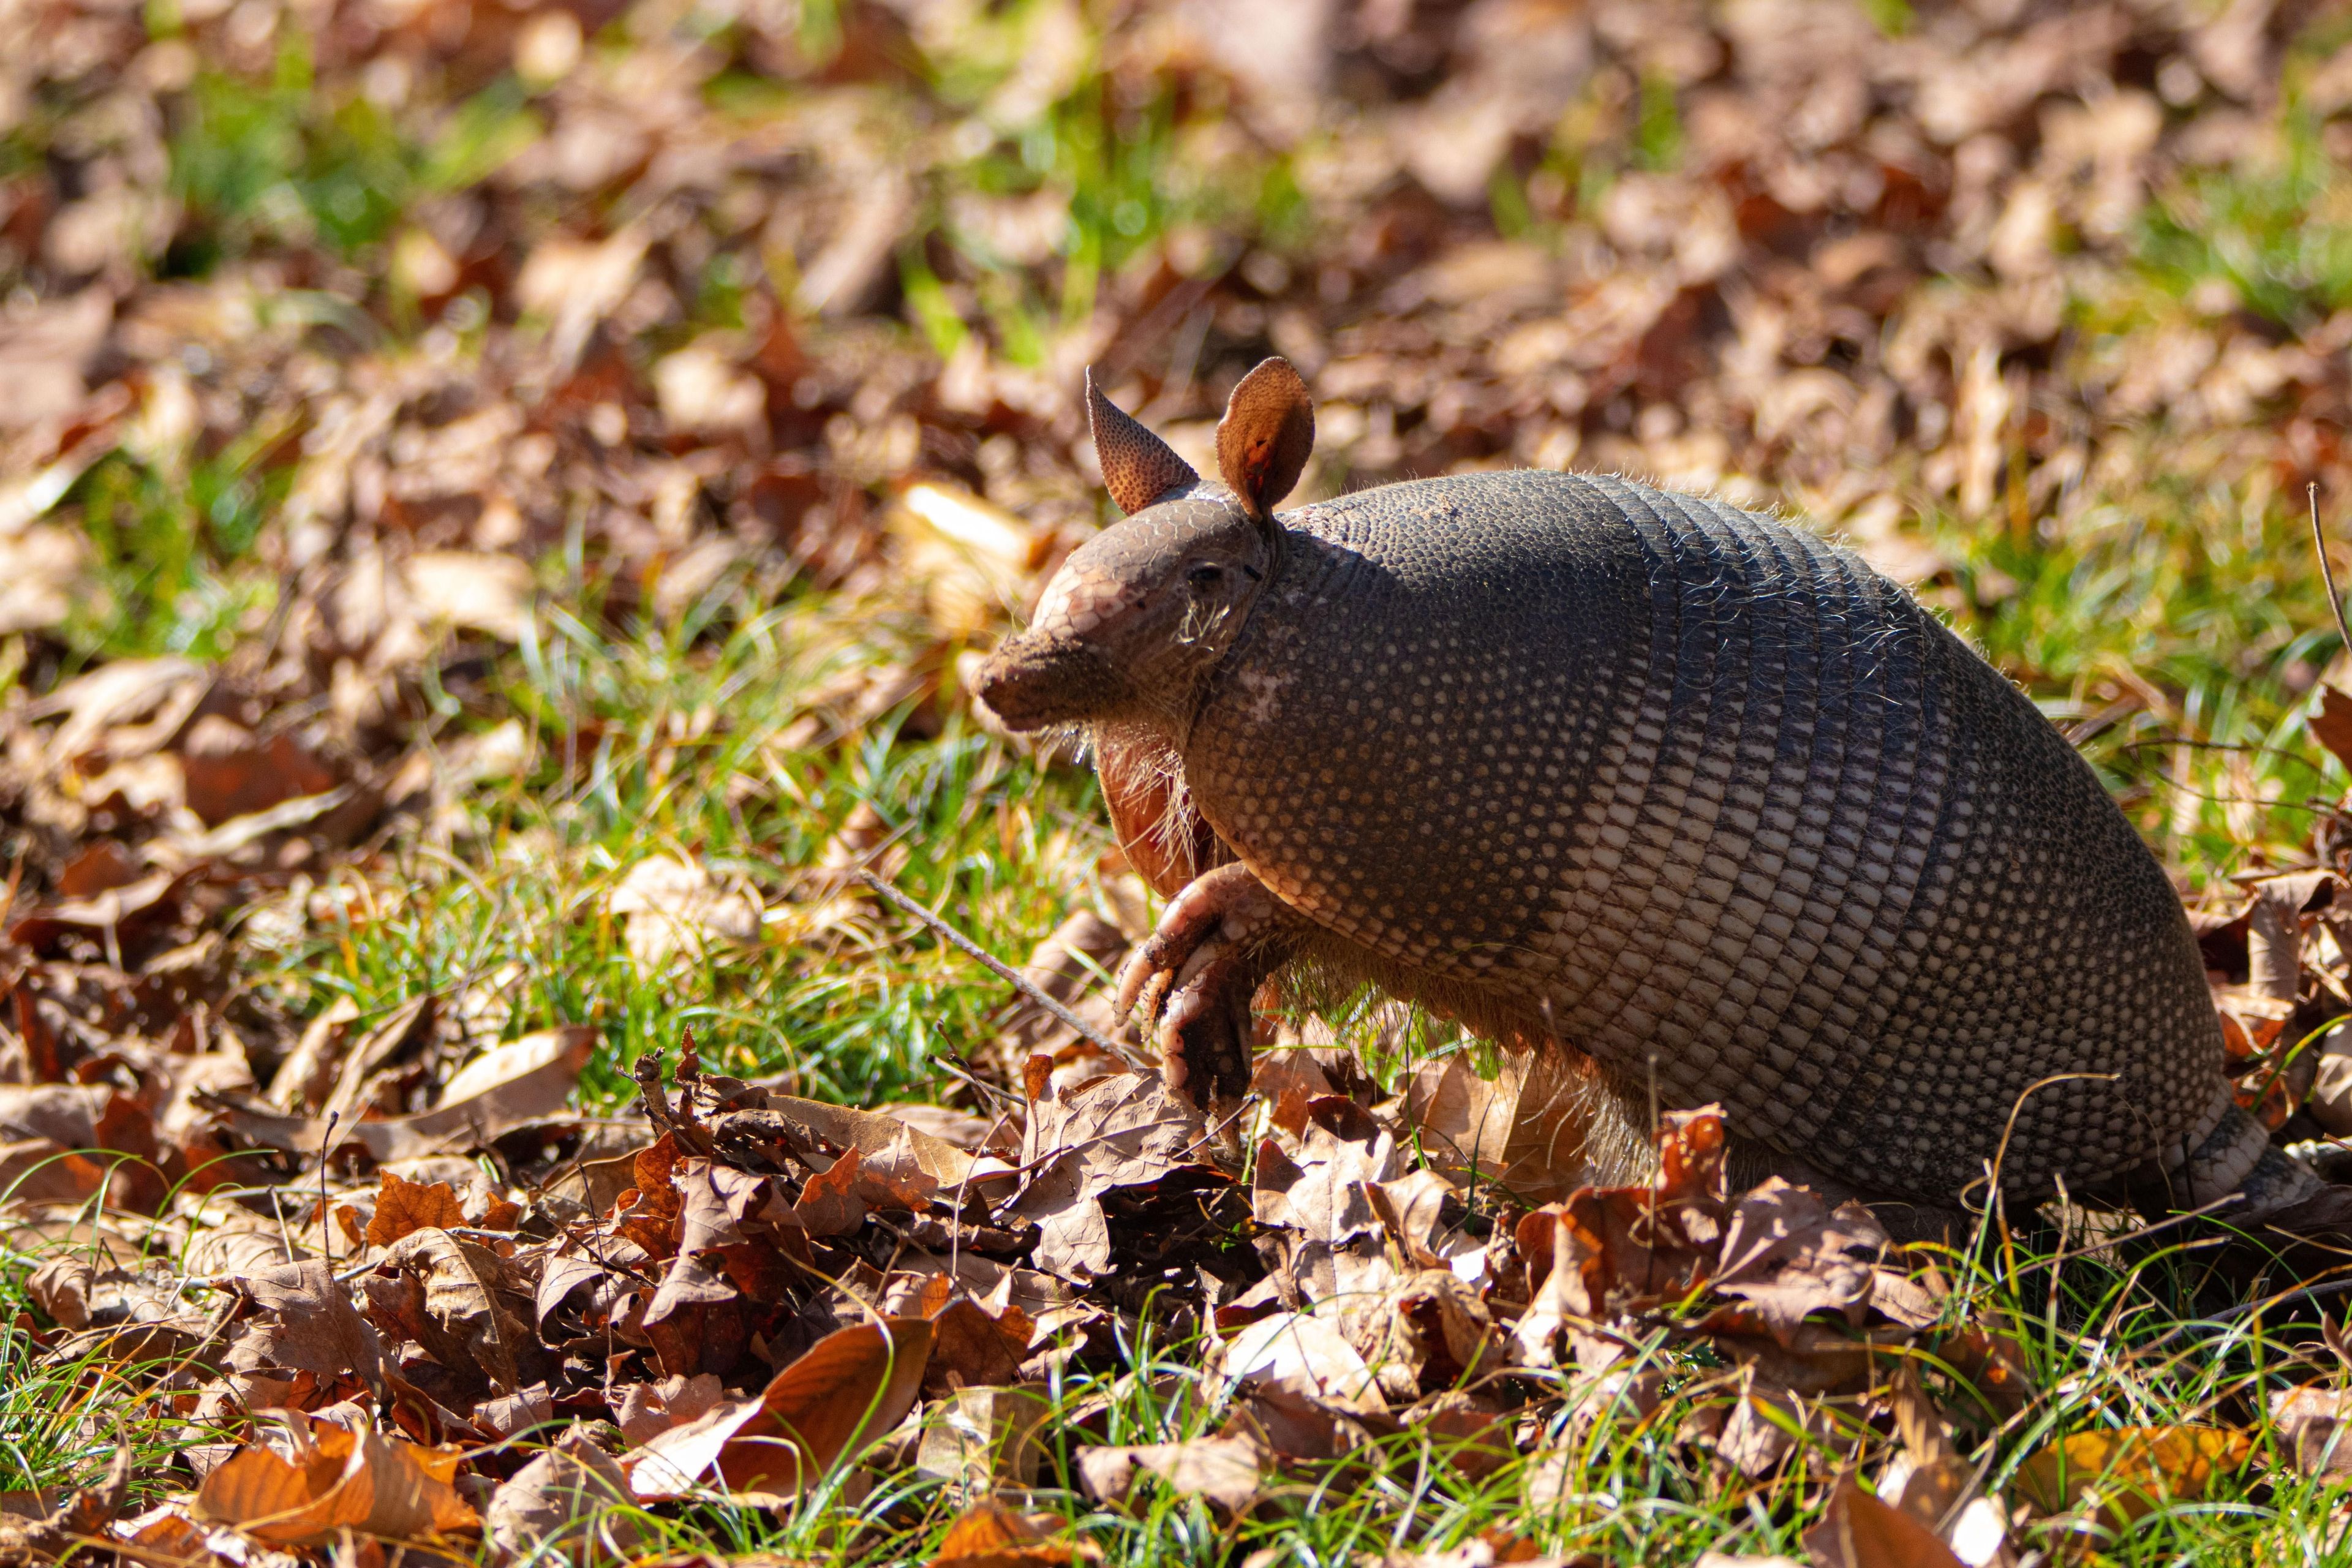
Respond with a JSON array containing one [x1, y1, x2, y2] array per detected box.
[[2315, 481, 2352, 656], [856, 869, 1142, 1065]]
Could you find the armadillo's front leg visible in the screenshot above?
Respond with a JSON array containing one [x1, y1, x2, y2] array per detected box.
[[1116, 862, 1302, 1112]]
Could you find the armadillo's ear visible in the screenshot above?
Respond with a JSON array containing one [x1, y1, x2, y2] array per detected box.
[[1087, 368, 1198, 516], [1215, 356, 1314, 526]]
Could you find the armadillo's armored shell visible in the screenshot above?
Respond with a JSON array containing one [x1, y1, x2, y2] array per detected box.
[[1182, 470, 2236, 1204]]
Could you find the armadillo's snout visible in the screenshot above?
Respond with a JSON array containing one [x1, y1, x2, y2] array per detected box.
[[973, 632, 1129, 731]]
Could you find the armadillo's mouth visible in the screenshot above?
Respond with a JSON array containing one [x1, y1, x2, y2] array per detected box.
[[972, 632, 1133, 731]]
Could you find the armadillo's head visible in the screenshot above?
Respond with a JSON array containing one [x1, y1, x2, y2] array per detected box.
[[974, 358, 1314, 734]]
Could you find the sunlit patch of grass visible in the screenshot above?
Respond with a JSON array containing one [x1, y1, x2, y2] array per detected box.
[[169, 44, 418, 266], [64, 447, 287, 666], [245, 578, 1107, 1113]]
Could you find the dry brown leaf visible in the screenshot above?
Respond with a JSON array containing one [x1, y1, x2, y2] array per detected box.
[[924, 1296, 1031, 1396], [382, 1228, 531, 1393], [1011, 1072, 1200, 1280], [628, 1317, 934, 1501], [1404, 1048, 1597, 1204], [179, 719, 341, 827], [485, 1426, 642, 1564], [616, 1374, 728, 1447], [2312, 686, 2352, 775], [1877, 1365, 1977, 1534], [1344, 1270, 1504, 1404], [792, 1148, 869, 1237], [1705, 1180, 1889, 1346], [365, 1170, 469, 1249], [1074, 1432, 1270, 1514], [267, 997, 361, 1113], [0, 290, 111, 432], [195, 1411, 474, 1547], [2270, 1385, 2352, 1479], [1219, 1310, 1385, 1414], [206, 1025, 595, 1161], [0, 1444, 129, 1565], [1512, 1106, 1728, 1366], [402, 551, 537, 642], [230, 1259, 386, 1388], [914, 1385, 1054, 1495], [1803, 1480, 1964, 1568], [927, 1498, 1092, 1568], [1251, 1109, 1398, 1246]]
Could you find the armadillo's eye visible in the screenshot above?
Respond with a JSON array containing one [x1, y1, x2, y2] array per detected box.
[[1186, 563, 1224, 593]]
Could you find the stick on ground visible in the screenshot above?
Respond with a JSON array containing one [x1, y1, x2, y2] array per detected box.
[[2313, 481, 2352, 655], [856, 869, 1148, 1068]]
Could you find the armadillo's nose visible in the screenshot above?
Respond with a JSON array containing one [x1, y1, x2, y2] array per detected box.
[[972, 632, 1122, 731]]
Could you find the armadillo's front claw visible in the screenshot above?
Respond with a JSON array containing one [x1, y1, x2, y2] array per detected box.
[[1114, 863, 1294, 1113], [1158, 948, 1258, 1112]]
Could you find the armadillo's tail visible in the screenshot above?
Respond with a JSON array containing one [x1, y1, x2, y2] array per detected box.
[[2159, 1099, 2352, 1235]]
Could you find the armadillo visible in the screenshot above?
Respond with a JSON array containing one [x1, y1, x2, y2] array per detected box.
[[975, 356, 2332, 1227]]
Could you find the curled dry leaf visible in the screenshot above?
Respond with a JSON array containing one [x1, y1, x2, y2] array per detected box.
[[927, 1499, 1092, 1568], [1877, 1365, 1976, 1534], [1330, 1269, 1506, 1405], [1802, 1480, 1964, 1568], [627, 1317, 934, 1501], [484, 1426, 642, 1565], [914, 1385, 1053, 1494], [195, 1411, 474, 1547], [206, 1025, 595, 1162], [2269, 1385, 2352, 1479], [380, 1228, 533, 1394], [1404, 1047, 1597, 1204], [1074, 1431, 1270, 1515], [1512, 1106, 1728, 1366]]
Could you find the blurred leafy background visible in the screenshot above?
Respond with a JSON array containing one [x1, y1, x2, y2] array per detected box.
[[3, 1, 2352, 1561]]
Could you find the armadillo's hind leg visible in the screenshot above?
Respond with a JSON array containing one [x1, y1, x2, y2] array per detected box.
[[1117, 861, 1303, 1114]]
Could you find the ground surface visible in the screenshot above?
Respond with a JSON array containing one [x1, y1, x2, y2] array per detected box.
[[6, 0, 2352, 1564]]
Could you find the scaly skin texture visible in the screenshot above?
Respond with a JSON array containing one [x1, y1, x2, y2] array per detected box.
[[976, 362, 2309, 1217], [1180, 470, 2244, 1205]]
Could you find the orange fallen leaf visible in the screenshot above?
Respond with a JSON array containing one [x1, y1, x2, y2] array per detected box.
[[367, 1170, 468, 1248], [1803, 1479, 1962, 1568], [628, 1317, 934, 1501], [2013, 1425, 2251, 1525], [928, 1499, 1090, 1567], [196, 1414, 475, 1547]]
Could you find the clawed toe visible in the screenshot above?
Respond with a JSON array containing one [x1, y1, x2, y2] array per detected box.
[[1115, 863, 1293, 1112]]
